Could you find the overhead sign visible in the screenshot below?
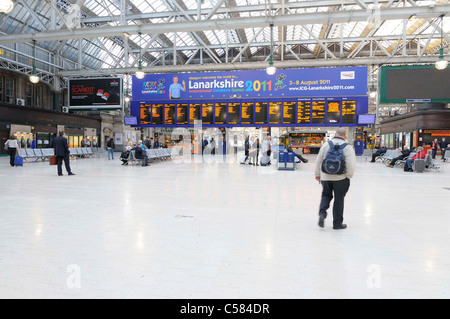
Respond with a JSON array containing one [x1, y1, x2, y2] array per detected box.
[[132, 67, 367, 100], [69, 78, 123, 110]]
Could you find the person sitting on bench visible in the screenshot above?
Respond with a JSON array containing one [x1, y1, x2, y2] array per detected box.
[[404, 147, 426, 172], [133, 142, 149, 167], [370, 144, 387, 162], [387, 146, 411, 168]]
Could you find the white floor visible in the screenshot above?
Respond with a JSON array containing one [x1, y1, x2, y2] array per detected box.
[[0, 152, 449, 299]]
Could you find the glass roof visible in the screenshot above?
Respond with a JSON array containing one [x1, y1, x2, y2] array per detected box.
[[0, 0, 448, 71]]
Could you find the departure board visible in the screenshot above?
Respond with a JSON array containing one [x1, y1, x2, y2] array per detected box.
[[297, 100, 311, 124], [152, 103, 163, 125], [242, 102, 254, 125], [283, 101, 296, 125], [164, 103, 175, 125], [269, 101, 282, 124], [327, 101, 341, 124], [228, 102, 240, 125], [140, 103, 151, 125], [189, 102, 201, 124], [342, 100, 357, 124], [255, 101, 268, 125], [311, 100, 326, 124], [215, 102, 227, 125], [177, 103, 188, 125], [202, 102, 214, 125]]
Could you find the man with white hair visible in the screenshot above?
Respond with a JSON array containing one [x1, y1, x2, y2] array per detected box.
[[314, 128, 356, 230]]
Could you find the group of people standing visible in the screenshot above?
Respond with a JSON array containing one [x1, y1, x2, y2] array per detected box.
[[431, 138, 448, 160]]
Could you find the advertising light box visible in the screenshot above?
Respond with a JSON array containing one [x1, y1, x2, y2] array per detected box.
[[69, 78, 122, 110], [133, 67, 367, 100]]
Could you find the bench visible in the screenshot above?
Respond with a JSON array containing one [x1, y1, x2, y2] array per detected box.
[[378, 150, 398, 163], [425, 154, 440, 172]]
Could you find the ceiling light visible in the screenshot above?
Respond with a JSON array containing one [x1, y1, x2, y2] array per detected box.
[[266, 23, 276, 76], [29, 40, 39, 84], [0, 0, 14, 14], [135, 32, 145, 79], [435, 15, 448, 71], [435, 58, 448, 70]]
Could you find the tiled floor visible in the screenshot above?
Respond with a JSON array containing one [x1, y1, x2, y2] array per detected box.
[[0, 152, 449, 299]]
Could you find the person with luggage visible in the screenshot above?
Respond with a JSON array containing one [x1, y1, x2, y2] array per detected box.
[[54, 131, 75, 176], [404, 146, 426, 172], [4, 135, 20, 167], [440, 138, 448, 161], [107, 137, 115, 160], [370, 144, 387, 162], [314, 128, 356, 230], [431, 138, 440, 159]]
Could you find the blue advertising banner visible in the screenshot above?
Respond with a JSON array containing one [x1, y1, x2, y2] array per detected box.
[[132, 67, 367, 101]]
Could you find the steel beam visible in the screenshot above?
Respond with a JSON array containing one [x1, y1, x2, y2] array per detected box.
[[57, 55, 444, 77], [3, 5, 448, 44]]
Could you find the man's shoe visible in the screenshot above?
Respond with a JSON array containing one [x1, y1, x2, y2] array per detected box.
[[68, 172, 75, 176], [303, 159, 309, 163], [318, 216, 325, 228], [58, 174, 63, 176], [333, 224, 347, 230]]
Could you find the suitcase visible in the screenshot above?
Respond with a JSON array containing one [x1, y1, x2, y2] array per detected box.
[[49, 156, 57, 166], [260, 156, 270, 166], [414, 159, 425, 173], [240, 155, 247, 164], [14, 156, 23, 167]]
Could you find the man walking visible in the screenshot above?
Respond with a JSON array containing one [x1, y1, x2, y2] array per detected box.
[[54, 131, 75, 176], [314, 128, 356, 230]]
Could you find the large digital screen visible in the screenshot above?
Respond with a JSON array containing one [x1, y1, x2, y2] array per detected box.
[[269, 101, 282, 124], [297, 100, 311, 124], [342, 100, 356, 124], [242, 102, 254, 125], [202, 102, 214, 125], [140, 103, 151, 125], [69, 78, 122, 110], [215, 102, 227, 125], [283, 101, 296, 125], [131, 96, 369, 127], [327, 100, 341, 124], [255, 101, 268, 125], [380, 65, 450, 103], [152, 103, 163, 125], [177, 103, 188, 125], [312, 99, 326, 124], [228, 102, 240, 125], [165, 103, 176, 125], [189, 102, 201, 124]]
